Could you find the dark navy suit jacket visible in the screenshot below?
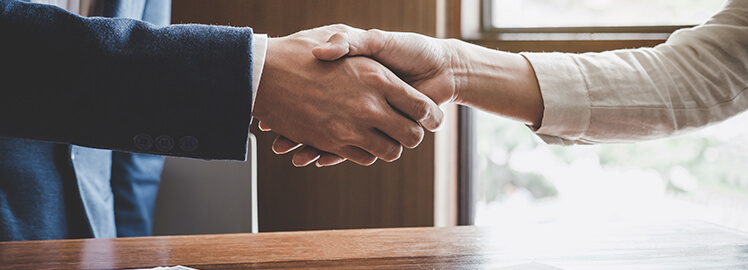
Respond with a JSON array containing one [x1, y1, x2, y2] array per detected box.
[[0, 0, 255, 241], [98, 0, 169, 238]]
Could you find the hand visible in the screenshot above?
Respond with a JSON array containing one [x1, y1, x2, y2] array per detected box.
[[269, 28, 460, 167], [252, 25, 444, 166], [258, 120, 349, 166], [314, 29, 458, 105]]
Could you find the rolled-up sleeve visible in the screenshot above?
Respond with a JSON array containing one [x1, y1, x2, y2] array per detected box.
[[521, 0, 748, 145]]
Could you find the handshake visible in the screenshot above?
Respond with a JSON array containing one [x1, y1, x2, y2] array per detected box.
[[253, 24, 544, 167], [253, 24, 454, 167]]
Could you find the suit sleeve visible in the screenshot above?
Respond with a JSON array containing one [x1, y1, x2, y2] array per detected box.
[[522, 0, 748, 145], [0, 0, 254, 160]]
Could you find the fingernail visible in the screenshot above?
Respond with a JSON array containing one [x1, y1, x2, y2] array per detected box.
[[421, 108, 436, 131], [297, 161, 313, 167], [316, 158, 346, 167], [424, 106, 444, 131]]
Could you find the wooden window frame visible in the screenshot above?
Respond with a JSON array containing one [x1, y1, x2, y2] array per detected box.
[[457, 0, 691, 225], [481, 0, 691, 36]]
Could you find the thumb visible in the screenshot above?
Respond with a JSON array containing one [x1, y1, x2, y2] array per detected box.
[[312, 33, 352, 61], [313, 30, 387, 61]]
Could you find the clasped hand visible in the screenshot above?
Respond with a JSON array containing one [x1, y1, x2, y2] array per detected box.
[[252, 25, 452, 167]]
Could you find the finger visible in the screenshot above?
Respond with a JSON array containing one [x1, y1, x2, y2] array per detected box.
[[312, 30, 388, 61], [372, 110, 426, 149], [311, 38, 350, 61], [349, 129, 403, 162], [292, 146, 321, 167], [288, 145, 347, 167], [282, 129, 396, 165], [364, 88, 426, 149], [377, 70, 444, 132], [293, 144, 375, 167], [336, 145, 378, 166], [316, 153, 347, 167], [272, 135, 302, 154], [258, 121, 272, 131]]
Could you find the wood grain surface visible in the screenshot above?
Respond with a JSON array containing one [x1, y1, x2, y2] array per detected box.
[[3, 220, 748, 269]]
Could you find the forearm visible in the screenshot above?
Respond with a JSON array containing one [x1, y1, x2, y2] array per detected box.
[[449, 40, 544, 127]]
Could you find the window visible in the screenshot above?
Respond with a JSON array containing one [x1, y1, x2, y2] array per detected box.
[[465, 0, 748, 232], [488, 0, 724, 29], [478, 0, 726, 40]]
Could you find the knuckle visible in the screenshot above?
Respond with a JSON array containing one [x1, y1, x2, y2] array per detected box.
[[359, 101, 386, 120], [330, 128, 356, 144], [432, 109, 445, 128], [347, 104, 367, 121], [327, 123, 362, 145], [361, 69, 390, 89], [404, 126, 425, 148], [411, 98, 431, 122], [322, 119, 344, 139], [343, 93, 384, 121]]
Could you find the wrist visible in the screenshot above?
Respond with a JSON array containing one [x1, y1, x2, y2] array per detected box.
[[443, 38, 469, 104], [448, 41, 544, 126], [253, 37, 281, 119], [447, 39, 492, 106]]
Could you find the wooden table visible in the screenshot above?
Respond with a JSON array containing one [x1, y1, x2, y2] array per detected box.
[[2, 220, 747, 269]]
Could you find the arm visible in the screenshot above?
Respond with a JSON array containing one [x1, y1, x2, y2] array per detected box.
[[0, 1, 254, 159], [272, 28, 544, 166], [311, 0, 748, 145], [525, 0, 748, 144], [281, 0, 748, 166], [0, 2, 442, 164]]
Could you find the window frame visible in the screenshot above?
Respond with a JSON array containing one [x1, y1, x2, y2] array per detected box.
[[479, 0, 694, 38], [458, 0, 695, 226]]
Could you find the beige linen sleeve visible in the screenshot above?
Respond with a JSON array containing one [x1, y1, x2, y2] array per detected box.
[[521, 0, 748, 145]]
